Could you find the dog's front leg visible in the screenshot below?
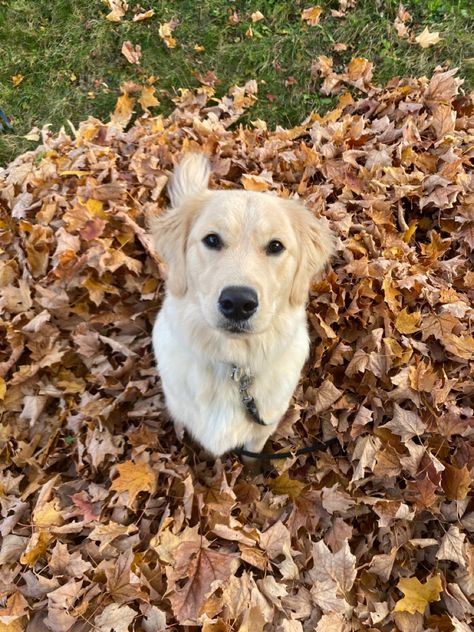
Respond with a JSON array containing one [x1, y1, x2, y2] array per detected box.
[[241, 426, 275, 463]]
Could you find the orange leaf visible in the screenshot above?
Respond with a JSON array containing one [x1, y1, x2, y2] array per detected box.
[[301, 6, 323, 26], [110, 92, 135, 128], [11, 74, 24, 87], [139, 85, 160, 112], [111, 460, 156, 506]]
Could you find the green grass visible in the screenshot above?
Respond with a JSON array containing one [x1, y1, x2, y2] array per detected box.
[[0, 0, 473, 164]]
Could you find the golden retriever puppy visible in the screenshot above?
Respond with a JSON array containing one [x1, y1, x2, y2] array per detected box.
[[150, 154, 334, 458]]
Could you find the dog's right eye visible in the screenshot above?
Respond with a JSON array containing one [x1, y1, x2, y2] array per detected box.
[[202, 233, 223, 250]]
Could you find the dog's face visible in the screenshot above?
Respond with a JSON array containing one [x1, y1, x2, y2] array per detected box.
[[187, 191, 304, 334], [150, 155, 334, 337]]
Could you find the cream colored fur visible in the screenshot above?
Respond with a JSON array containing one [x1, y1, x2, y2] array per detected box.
[[150, 153, 334, 457]]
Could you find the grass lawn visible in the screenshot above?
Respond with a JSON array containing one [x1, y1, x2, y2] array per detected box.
[[0, 0, 473, 164]]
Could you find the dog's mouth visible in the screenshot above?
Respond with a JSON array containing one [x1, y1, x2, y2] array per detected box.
[[219, 320, 252, 335]]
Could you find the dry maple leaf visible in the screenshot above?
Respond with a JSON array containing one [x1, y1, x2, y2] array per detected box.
[[133, 9, 154, 22], [379, 403, 425, 442], [0, 592, 29, 626], [395, 307, 421, 334], [301, 6, 323, 26], [167, 541, 239, 623], [139, 85, 160, 112], [441, 463, 471, 500], [94, 603, 137, 631], [251, 11, 264, 23], [121, 41, 142, 65], [105, 0, 128, 22], [11, 74, 24, 87], [159, 21, 177, 48], [414, 26, 442, 48], [89, 521, 138, 551], [436, 525, 467, 567], [110, 91, 135, 127], [110, 460, 156, 507], [394, 574, 443, 614]]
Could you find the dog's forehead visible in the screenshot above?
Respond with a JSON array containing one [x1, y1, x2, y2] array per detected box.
[[195, 190, 292, 232]]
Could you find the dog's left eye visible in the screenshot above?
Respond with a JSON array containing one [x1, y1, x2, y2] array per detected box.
[[266, 240, 285, 255], [202, 233, 223, 250]]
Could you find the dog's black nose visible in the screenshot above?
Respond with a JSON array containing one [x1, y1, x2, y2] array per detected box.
[[218, 286, 258, 321]]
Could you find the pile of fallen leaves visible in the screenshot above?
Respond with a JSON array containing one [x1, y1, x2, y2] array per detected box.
[[0, 64, 473, 632]]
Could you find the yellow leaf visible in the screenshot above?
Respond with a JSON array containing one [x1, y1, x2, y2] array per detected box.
[[241, 175, 270, 192], [194, 44, 205, 52], [251, 11, 264, 23], [106, 0, 128, 22], [268, 473, 306, 500], [415, 27, 442, 48], [301, 6, 323, 26], [111, 461, 156, 506], [395, 308, 421, 334], [59, 170, 93, 176], [394, 575, 443, 614], [382, 276, 401, 311], [0, 619, 26, 632], [82, 276, 120, 307], [33, 500, 62, 528], [85, 198, 106, 217], [11, 74, 24, 87], [110, 92, 135, 128], [20, 531, 51, 566], [139, 85, 160, 112], [0, 377, 6, 401], [133, 9, 154, 22], [403, 220, 418, 243], [159, 22, 177, 48]]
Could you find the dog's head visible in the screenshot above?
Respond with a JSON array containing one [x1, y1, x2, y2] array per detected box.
[[150, 154, 334, 335]]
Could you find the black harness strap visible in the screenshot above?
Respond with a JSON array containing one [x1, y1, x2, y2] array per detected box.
[[231, 365, 344, 461], [235, 437, 341, 460]]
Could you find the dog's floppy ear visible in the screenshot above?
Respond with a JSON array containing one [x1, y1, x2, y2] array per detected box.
[[286, 200, 335, 307], [149, 154, 210, 296]]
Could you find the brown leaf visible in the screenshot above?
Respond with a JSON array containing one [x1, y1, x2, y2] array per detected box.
[[379, 403, 425, 442], [441, 463, 471, 500], [168, 541, 239, 623], [436, 526, 467, 567], [94, 603, 136, 632]]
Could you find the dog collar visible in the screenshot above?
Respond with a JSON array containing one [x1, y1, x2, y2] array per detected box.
[[231, 365, 267, 426]]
